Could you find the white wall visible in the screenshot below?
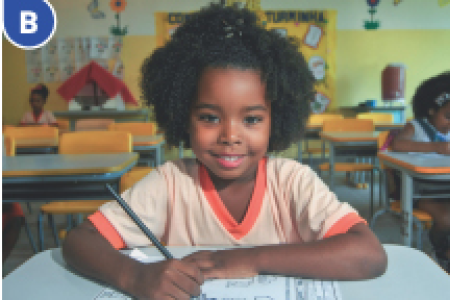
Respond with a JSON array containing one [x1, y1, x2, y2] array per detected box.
[[50, 0, 450, 37]]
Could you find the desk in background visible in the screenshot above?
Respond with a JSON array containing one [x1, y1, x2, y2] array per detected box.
[[339, 106, 406, 124], [3, 245, 449, 300], [54, 109, 149, 131], [378, 151, 450, 246], [133, 134, 165, 166]]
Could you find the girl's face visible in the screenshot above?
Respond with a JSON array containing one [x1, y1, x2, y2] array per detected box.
[[429, 101, 450, 134], [189, 68, 271, 181], [29, 93, 45, 111]]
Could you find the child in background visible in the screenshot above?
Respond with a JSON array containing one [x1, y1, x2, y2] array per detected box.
[[20, 84, 58, 126], [63, 4, 387, 299], [391, 71, 450, 272]]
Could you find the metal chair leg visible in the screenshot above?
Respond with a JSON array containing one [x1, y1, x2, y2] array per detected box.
[[37, 212, 45, 252], [23, 219, 38, 254], [48, 214, 60, 247]]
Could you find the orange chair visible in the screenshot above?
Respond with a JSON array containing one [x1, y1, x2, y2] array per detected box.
[[37, 131, 152, 250], [3, 126, 59, 154], [304, 114, 343, 166], [318, 119, 377, 216], [370, 131, 432, 250], [75, 118, 114, 131], [108, 122, 156, 136], [357, 113, 394, 124]]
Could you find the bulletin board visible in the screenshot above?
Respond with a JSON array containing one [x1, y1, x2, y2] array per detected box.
[[155, 10, 336, 114]]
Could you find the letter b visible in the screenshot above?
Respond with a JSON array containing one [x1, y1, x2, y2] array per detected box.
[[21, 11, 38, 34]]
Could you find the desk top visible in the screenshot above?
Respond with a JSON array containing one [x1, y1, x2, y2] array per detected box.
[[2, 245, 448, 300], [378, 151, 450, 174], [54, 109, 148, 119], [2, 153, 138, 177], [133, 134, 165, 147], [15, 137, 58, 148], [320, 131, 379, 142]]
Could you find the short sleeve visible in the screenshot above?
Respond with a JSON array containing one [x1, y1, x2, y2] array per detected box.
[[91, 168, 170, 248], [289, 164, 365, 241]]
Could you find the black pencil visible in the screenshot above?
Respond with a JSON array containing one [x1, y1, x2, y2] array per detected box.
[[105, 183, 173, 259]]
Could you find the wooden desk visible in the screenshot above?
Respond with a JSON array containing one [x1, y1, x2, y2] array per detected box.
[[133, 134, 165, 166], [3, 245, 449, 299], [319, 132, 379, 191], [54, 109, 149, 131], [2, 153, 138, 202], [378, 151, 450, 246]]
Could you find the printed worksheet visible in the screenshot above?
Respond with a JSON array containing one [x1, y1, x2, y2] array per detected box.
[[94, 250, 342, 300]]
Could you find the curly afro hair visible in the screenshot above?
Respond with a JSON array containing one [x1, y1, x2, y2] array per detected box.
[[30, 84, 49, 102], [412, 71, 450, 119], [141, 3, 315, 152]]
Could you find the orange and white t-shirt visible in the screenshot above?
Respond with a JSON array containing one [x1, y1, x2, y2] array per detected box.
[[20, 111, 57, 125], [89, 157, 366, 249]]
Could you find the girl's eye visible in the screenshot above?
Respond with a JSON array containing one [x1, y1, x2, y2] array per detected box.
[[198, 114, 219, 123], [244, 116, 262, 125]]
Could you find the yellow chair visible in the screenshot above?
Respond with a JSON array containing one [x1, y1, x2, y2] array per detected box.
[[3, 126, 59, 154], [56, 118, 70, 136], [370, 131, 432, 250], [37, 131, 149, 250], [3, 135, 39, 253], [75, 118, 115, 131], [304, 114, 343, 165], [108, 122, 156, 136], [318, 119, 377, 216], [357, 112, 394, 124]]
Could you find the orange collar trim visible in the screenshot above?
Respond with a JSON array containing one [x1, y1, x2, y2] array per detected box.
[[199, 157, 267, 240]]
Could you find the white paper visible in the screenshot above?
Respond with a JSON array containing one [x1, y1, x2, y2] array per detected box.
[[94, 250, 343, 300], [90, 37, 112, 59], [304, 24, 323, 49]]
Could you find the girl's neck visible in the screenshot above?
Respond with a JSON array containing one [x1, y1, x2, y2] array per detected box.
[[32, 108, 43, 115], [206, 165, 258, 192]]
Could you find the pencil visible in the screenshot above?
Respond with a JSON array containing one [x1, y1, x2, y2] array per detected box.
[[105, 183, 173, 259]]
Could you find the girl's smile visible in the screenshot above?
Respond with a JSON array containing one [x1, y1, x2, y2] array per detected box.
[[189, 67, 271, 181]]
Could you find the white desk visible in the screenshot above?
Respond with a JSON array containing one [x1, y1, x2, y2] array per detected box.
[[3, 245, 448, 299], [378, 151, 450, 246]]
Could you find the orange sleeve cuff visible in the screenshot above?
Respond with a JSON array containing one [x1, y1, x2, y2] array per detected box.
[[88, 211, 127, 249], [323, 212, 367, 239]]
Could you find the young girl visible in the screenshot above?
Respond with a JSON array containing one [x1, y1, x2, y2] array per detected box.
[[391, 71, 450, 272], [20, 84, 58, 126], [63, 4, 387, 299]]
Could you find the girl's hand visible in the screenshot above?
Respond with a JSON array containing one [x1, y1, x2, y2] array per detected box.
[[434, 142, 450, 155], [128, 259, 204, 299], [183, 249, 260, 280]]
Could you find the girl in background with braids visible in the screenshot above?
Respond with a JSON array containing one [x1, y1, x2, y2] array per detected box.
[[63, 4, 386, 299], [20, 83, 58, 126]]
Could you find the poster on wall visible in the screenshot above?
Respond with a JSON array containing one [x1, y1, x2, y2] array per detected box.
[[26, 36, 123, 83], [155, 9, 336, 114]]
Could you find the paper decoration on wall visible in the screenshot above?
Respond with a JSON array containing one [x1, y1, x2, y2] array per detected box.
[[365, 0, 380, 30], [304, 25, 323, 49], [26, 37, 123, 83], [88, 0, 105, 19], [308, 56, 326, 81], [393, 0, 403, 5], [438, 0, 450, 7], [110, 0, 128, 36], [311, 93, 330, 114]]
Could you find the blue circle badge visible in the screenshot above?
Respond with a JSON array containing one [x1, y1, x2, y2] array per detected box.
[[3, 0, 57, 50]]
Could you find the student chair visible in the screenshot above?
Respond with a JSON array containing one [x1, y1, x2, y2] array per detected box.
[[370, 131, 432, 250], [318, 119, 377, 217], [109, 122, 160, 167], [75, 118, 115, 131], [3, 126, 59, 154], [37, 131, 152, 250], [304, 114, 343, 167], [357, 113, 394, 124], [3, 135, 39, 253]]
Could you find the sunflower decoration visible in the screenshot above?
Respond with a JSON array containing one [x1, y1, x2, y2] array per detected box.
[[110, 0, 128, 36]]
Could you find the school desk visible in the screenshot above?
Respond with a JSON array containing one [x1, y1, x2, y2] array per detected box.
[[133, 134, 165, 166], [2, 245, 448, 299], [319, 131, 379, 191], [378, 151, 450, 246], [14, 136, 59, 154], [54, 109, 149, 131], [2, 153, 138, 203]]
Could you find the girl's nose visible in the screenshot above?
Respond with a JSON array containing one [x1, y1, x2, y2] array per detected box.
[[218, 120, 241, 145]]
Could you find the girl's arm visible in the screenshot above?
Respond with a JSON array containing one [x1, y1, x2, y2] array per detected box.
[[391, 123, 450, 154], [185, 222, 387, 280], [63, 221, 203, 299]]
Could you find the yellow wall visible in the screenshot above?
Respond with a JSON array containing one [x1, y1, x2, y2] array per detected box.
[[3, 30, 450, 125]]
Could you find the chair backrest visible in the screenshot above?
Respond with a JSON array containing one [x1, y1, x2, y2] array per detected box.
[[3, 135, 16, 156], [308, 114, 343, 125], [59, 131, 132, 154], [357, 113, 393, 123], [322, 119, 374, 132], [120, 167, 153, 193], [75, 119, 114, 131], [108, 122, 156, 136], [3, 126, 59, 139]]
